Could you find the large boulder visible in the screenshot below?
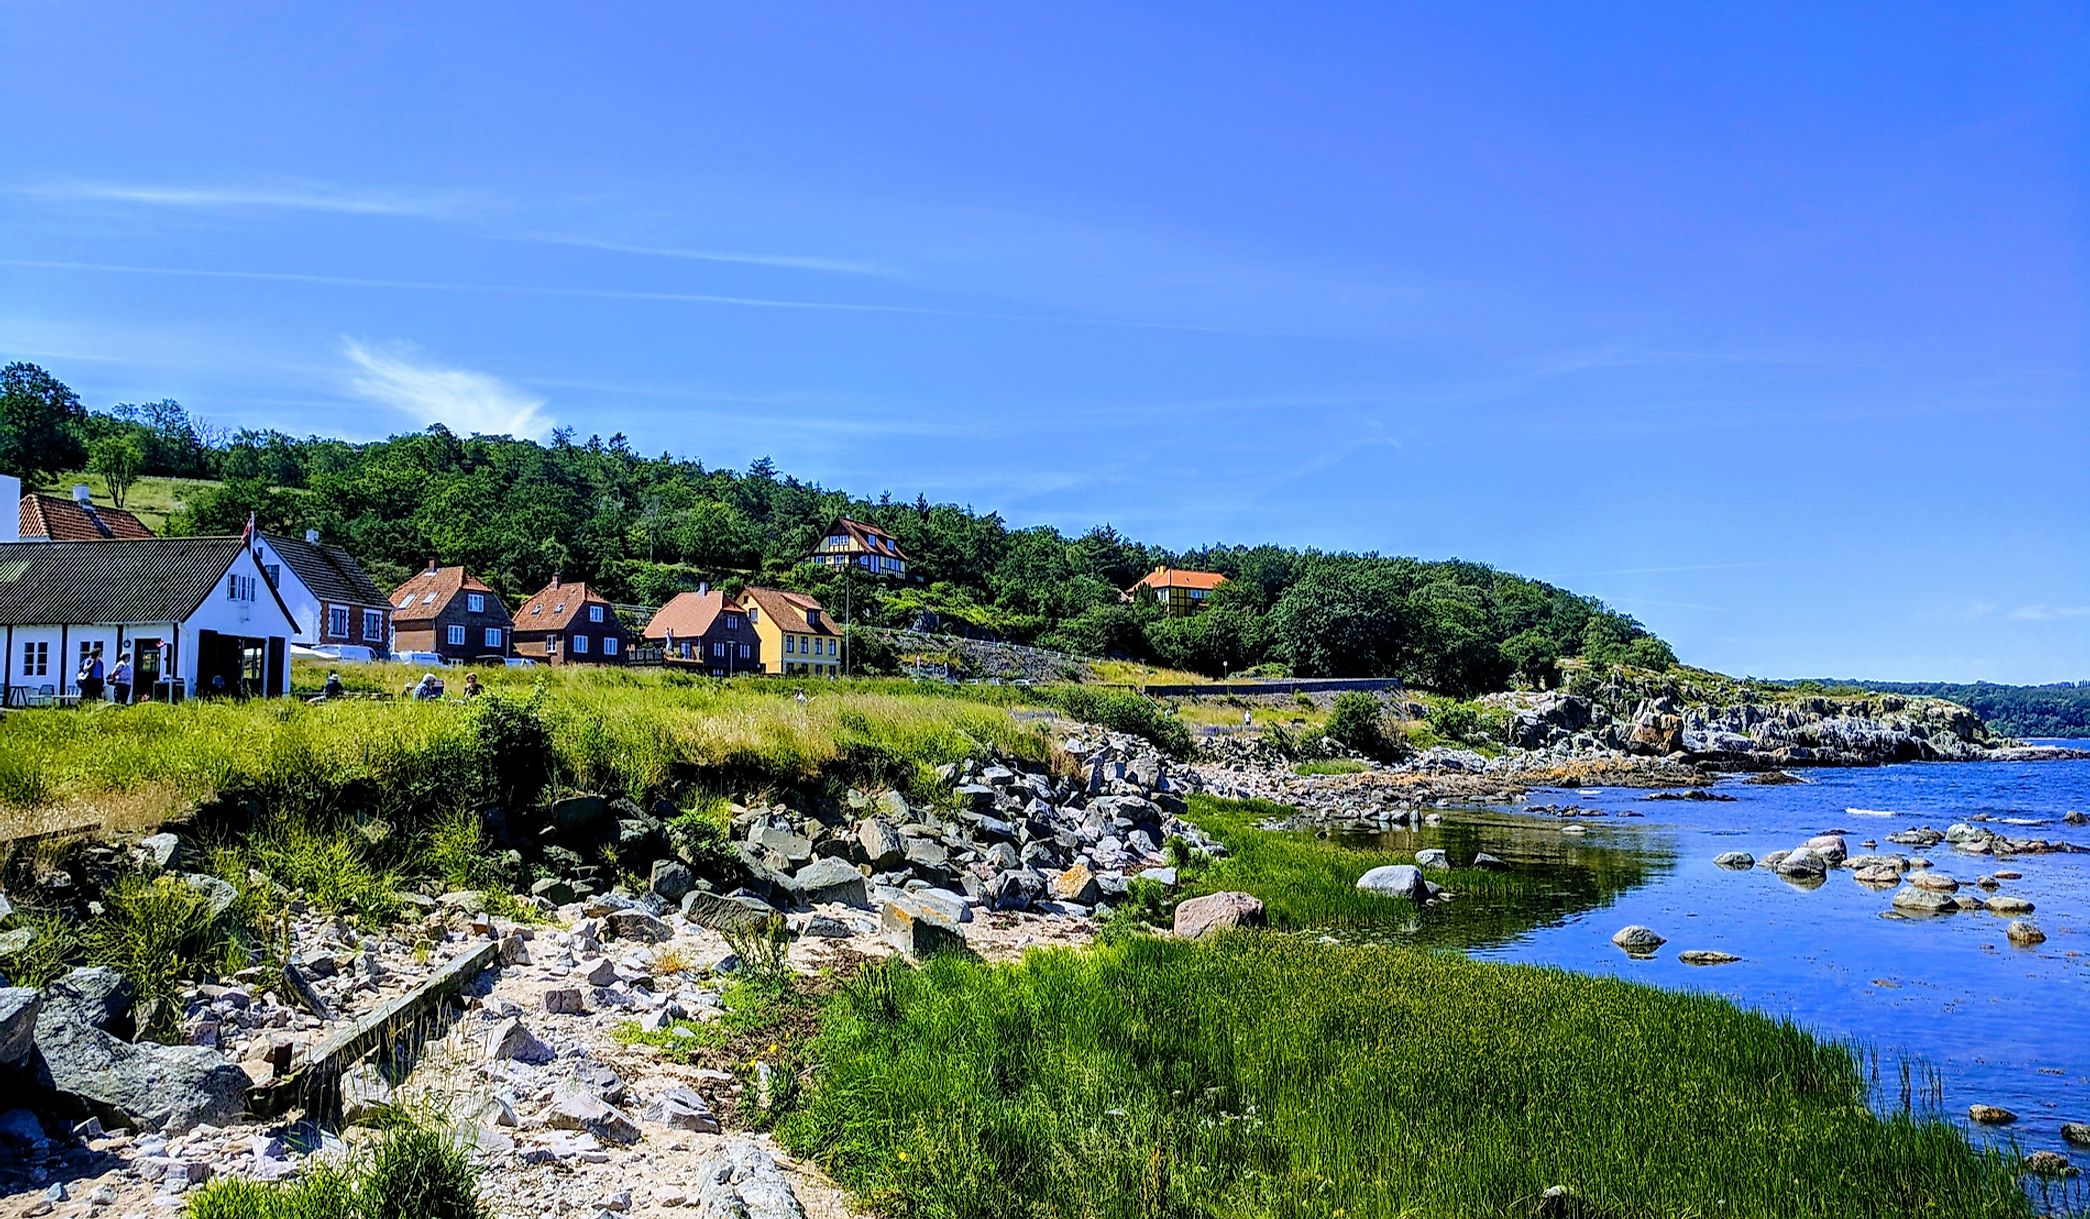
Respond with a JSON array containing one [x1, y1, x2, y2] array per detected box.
[[681, 890, 776, 932], [1892, 888, 1958, 916], [43, 967, 134, 1032], [550, 794, 612, 838], [1611, 925, 1666, 953], [856, 820, 906, 871], [1050, 863, 1101, 906], [648, 860, 695, 904], [1173, 892, 1266, 939], [694, 1140, 806, 1219], [793, 858, 870, 908], [29, 1006, 249, 1133], [880, 895, 966, 958], [1355, 865, 1427, 903]]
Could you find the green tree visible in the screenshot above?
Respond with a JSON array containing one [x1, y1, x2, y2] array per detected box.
[[88, 433, 146, 508], [0, 362, 88, 489]]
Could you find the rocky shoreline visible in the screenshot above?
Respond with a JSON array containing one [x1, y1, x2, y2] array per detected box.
[[0, 731, 1211, 1218]]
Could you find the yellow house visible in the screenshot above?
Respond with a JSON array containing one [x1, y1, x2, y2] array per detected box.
[[740, 586, 841, 676]]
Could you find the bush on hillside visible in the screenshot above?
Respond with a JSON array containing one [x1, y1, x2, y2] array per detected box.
[[1039, 685, 1194, 759], [1325, 691, 1402, 762]]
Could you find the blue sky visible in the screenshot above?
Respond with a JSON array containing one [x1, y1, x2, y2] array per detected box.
[[2, 4, 2084, 682]]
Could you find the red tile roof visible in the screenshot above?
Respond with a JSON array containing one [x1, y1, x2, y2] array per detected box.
[[740, 585, 839, 637], [1128, 566, 1227, 594], [514, 578, 618, 633], [387, 565, 502, 625], [642, 589, 742, 641], [18, 493, 155, 541]]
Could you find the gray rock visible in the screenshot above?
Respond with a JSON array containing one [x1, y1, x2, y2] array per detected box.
[[645, 1085, 720, 1133], [43, 967, 134, 1032], [0, 927, 34, 959], [1135, 866, 1179, 888], [484, 1017, 555, 1063], [30, 1006, 249, 1133], [134, 833, 182, 874], [987, 869, 1044, 912], [1713, 851, 1755, 870], [2062, 1122, 2090, 1149], [1050, 863, 1101, 905], [1414, 848, 1449, 871], [1678, 950, 1741, 965], [550, 794, 611, 836], [1611, 925, 1666, 953], [750, 824, 814, 866], [952, 784, 998, 811], [881, 895, 967, 958], [1803, 834, 1848, 866], [603, 910, 673, 943], [1775, 848, 1828, 879], [694, 1139, 805, 1219], [1985, 895, 2035, 915], [649, 860, 695, 903], [793, 857, 870, 908], [2005, 920, 2045, 946], [681, 890, 775, 932], [857, 820, 906, 870], [1172, 891, 1266, 939], [1355, 864, 1427, 902], [0, 1108, 44, 1146], [1470, 851, 1510, 871], [903, 837, 952, 873], [178, 873, 239, 921], [1892, 888, 1958, 916], [544, 988, 585, 1015], [0, 988, 39, 1066], [548, 1086, 640, 1144], [340, 1062, 396, 1124]]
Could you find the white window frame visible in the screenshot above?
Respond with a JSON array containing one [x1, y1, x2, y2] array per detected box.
[[447, 624, 466, 646], [484, 627, 503, 649], [603, 636, 619, 656], [573, 635, 590, 655], [363, 609, 384, 640], [589, 605, 604, 623], [327, 605, 350, 637], [467, 593, 485, 613], [23, 641, 49, 677]]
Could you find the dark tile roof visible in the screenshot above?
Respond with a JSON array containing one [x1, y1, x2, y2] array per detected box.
[[262, 533, 387, 607], [19, 493, 156, 541], [0, 537, 289, 627]]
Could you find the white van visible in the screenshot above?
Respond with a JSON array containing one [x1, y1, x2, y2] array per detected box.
[[398, 651, 450, 668]]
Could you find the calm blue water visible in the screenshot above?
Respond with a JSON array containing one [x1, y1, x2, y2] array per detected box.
[[1355, 746, 2090, 1162]]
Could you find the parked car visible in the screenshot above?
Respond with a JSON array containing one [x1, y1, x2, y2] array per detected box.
[[305, 644, 380, 664], [503, 657, 538, 668], [398, 651, 450, 668]]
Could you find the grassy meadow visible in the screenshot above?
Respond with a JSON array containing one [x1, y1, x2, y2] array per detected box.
[[783, 935, 2034, 1219], [0, 666, 1055, 843]]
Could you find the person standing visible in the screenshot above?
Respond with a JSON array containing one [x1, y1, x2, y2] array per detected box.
[[77, 645, 106, 704], [110, 652, 134, 705]]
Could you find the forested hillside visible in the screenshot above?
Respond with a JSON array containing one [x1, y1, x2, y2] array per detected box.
[[1813, 680, 2090, 740], [4, 361, 1676, 693]]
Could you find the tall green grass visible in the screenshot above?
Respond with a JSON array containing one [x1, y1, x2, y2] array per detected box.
[[0, 669, 1052, 838], [782, 935, 2033, 1219], [184, 1121, 483, 1219]]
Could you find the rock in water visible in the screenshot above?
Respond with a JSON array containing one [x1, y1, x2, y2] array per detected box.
[[1713, 851, 1754, 870], [1967, 1104, 2016, 1125], [2005, 921, 2046, 946], [1678, 950, 1740, 965], [1892, 888, 1957, 916], [1172, 892, 1266, 939], [2021, 1150, 2075, 1177], [1355, 865, 1427, 902], [2061, 1123, 2090, 1149], [1984, 895, 2034, 915], [1611, 925, 1665, 953]]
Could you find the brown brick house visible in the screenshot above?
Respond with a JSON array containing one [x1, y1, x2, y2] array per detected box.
[[642, 588, 761, 676], [388, 563, 513, 663], [511, 576, 627, 665]]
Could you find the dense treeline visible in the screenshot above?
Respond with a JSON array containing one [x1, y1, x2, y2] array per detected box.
[[1811, 680, 2090, 740], [3, 362, 1675, 693]]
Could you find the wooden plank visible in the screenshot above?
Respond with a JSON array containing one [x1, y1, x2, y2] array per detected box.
[[248, 937, 500, 1116]]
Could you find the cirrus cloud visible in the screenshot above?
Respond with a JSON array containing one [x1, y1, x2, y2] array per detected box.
[[342, 339, 553, 439]]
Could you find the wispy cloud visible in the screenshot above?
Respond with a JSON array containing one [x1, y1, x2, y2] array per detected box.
[[1, 258, 1261, 335], [25, 178, 473, 218], [504, 232, 883, 276], [2007, 604, 2090, 622], [343, 340, 552, 438]]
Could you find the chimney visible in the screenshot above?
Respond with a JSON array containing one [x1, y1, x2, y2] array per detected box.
[[698, 581, 709, 596], [72, 484, 92, 505], [0, 474, 18, 542], [306, 528, 320, 544], [427, 558, 439, 573], [550, 573, 561, 589]]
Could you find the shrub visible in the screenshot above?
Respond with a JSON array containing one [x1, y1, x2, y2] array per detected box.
[[472, 686, 551, 810], [0, 905, 81, 989], [183, 1122, 480, 1219], [1039, 685, 1194, 758], [86, 873, 236, 1040], [1425, 698, 1480, 744], [1326, 691, 1401, 761], [667, 795, 738, 874]]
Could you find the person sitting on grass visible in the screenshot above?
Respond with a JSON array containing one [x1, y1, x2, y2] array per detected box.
[[322, 670, 346, 700], [409, 672, 443, 700], [461, 672, 483, 700]]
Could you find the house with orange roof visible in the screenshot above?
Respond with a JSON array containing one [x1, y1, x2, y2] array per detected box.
[[740, 586, 840, 676], [512, 575, 628, 665], [1126, 566, 1227, 616], [388, 563, 513, 663], [642, 587, 760, 676]]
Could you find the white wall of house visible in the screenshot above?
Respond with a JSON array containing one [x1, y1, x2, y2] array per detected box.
[[4, 622, 177, 698], [251, 536, 324, 649]]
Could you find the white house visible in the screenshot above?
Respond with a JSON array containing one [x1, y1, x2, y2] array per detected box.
[[251, 530, 394, 658], [0, 536, 301, 703]]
